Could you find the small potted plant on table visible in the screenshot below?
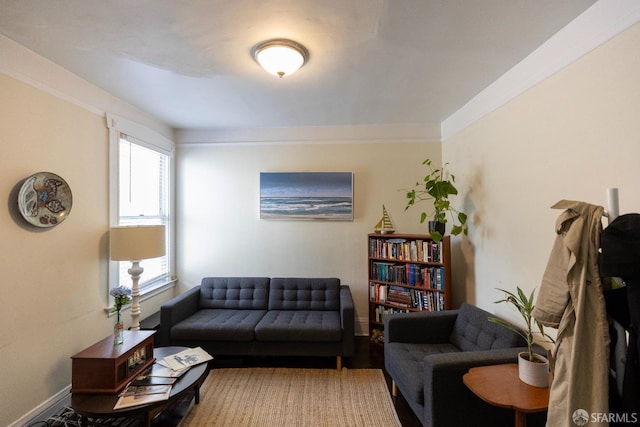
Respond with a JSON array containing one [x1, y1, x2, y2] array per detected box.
[[489, 286, 555, 388]]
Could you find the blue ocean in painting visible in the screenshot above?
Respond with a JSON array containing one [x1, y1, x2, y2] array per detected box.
[[260, 197, 353, 219], [260, 172, 353, 220]]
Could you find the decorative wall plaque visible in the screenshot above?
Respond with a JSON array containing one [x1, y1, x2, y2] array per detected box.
[[18, 171, 72, 227]]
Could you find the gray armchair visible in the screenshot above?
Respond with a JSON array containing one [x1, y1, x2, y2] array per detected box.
[[384, 303, 545, 427]]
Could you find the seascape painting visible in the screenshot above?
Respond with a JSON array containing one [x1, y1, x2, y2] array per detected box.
[[260, 172, 353, 220]]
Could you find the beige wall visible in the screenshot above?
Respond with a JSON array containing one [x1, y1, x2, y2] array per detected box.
[[0, 70, 440, 425], [443, 22, 640, 326], [3, 6, 637, 425], [176, 140, 441, 332], [0, 74, 107, 425], [0, 75, 176, 426]]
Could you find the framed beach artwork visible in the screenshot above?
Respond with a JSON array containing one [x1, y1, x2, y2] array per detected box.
[[260, 172, 354, 220]]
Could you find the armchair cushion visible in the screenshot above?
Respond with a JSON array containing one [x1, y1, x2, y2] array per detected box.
[[450, 303, 525, 351], [199, 277, 270, 310], [268, 277, 341, 310], [385, 342, 460, 404]]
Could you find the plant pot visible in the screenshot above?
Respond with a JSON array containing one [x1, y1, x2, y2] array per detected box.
[[428, 221, 446, 235], [518, 352, 549, 388]]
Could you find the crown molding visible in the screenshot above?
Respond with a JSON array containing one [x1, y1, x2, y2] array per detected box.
[[442, 0, 640, 141], [0, 34, 174, 141], [176, 123, 441, 146]]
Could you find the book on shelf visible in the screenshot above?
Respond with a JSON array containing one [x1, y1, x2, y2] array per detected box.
[[370, 264, 446, 291], [371, 282, 445, 310], [369, 237, 443, 263], [370, 282, 388, 303], [373, 305, 410, 323]]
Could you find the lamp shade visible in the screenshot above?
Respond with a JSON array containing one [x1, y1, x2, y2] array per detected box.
[[110, 225, 166, 261], [253, 39, 308, 78]]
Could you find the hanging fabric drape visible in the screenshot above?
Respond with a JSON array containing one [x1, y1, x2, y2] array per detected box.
[[532, 200, 610, 427]]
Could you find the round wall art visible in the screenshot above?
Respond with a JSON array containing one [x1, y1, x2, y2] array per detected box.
[[18, 172, 73, 227]]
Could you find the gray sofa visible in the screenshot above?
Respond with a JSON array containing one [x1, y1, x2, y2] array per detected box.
[[158, 277, 355, 369], [385, 303, 546, 427]]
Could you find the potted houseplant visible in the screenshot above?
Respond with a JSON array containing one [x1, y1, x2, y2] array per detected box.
[[404, 159, 468, 243], [489, 287, 555, 388]]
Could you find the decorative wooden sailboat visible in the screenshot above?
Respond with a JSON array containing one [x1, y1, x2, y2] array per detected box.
[[374, 205, 396, 234]]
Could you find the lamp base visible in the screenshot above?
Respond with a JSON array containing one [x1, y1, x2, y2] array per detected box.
[[128, 261, 144, 331]]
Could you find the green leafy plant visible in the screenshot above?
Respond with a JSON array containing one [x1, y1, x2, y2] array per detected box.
[[404, 159, 468, 243], [488, 287, 555, 362]]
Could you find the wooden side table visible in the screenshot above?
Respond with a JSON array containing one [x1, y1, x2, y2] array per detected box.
[[463, 363, 549, 427]]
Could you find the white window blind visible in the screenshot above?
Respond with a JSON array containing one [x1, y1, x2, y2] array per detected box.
[[116, 134, 171, 289]]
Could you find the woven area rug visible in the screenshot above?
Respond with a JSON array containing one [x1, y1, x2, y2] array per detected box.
[[181, 368, 402, 426]]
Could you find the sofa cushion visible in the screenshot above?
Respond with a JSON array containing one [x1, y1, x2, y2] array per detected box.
[[170, 309, 267, 342], [199, 277, 270, 310], [385, 342, 460, 405], [450, 303, 526, 351], [268, 277, 340, 310], [254, 310, 342, 341]]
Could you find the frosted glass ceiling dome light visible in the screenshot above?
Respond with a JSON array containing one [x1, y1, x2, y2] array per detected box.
[[253, 39, 308, 78]]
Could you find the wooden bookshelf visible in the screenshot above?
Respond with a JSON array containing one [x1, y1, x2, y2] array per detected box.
[[368, 233, 451, 344]]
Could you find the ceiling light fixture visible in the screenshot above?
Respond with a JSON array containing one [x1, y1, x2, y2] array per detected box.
[[253, 39, 308, 78]]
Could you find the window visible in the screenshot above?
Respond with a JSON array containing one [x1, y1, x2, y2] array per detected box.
[[108, 114, 175, 302]]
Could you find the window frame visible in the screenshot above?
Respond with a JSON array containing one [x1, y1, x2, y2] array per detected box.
[[107, 113, 176, 310]]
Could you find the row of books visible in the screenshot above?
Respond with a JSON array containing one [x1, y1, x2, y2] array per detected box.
[[370, 283, 446, 311], [113, 347, 212, 410], [370, 262, 445, 289], [371, 304, 410, 324], [369, 238, 443, 263]]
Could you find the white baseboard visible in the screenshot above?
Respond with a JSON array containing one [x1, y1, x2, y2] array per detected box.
[[355, 317, 369, 337], [9, 385, 71, 427]]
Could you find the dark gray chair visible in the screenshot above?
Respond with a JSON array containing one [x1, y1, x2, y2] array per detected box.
[[384, 303, 545, 427]]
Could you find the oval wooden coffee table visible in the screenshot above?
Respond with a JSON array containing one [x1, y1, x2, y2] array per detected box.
[[463, 363, 550, 427], [71, 346, 209, 427]]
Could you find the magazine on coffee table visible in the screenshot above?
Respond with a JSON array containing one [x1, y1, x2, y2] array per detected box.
[[113, 384, 172, 410], [140, 363, 188, 379], [154, 358, 191, 375], [130, 371, 177, 386], [162, 346, 213, 371]]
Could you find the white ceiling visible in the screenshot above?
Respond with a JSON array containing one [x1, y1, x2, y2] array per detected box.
[[0, 0, 597, 131]]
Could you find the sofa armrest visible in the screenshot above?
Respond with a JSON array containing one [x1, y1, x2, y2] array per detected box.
[[340, 285, 355, 357], [385, 310, 459, 344], [422, 347, 529, 427], [158, 286, 201, 346]]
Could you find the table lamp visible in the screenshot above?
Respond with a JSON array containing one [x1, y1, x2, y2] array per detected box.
[[110, 225, 166, 330]]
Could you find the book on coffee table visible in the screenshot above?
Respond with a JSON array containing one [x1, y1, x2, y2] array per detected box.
[[113, 384, 172, 409], [147, 362, 188, 377], [130, 372, 177, 386], [162, 347, 213, 371]]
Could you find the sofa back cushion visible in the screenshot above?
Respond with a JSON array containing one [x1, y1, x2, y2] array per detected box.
[[199, 277, 270, 310], [450, 303, 526, 351], [268, 278, 340, 310]]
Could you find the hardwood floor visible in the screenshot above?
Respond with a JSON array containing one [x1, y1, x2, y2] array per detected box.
[[152, 336, 422, 426]]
